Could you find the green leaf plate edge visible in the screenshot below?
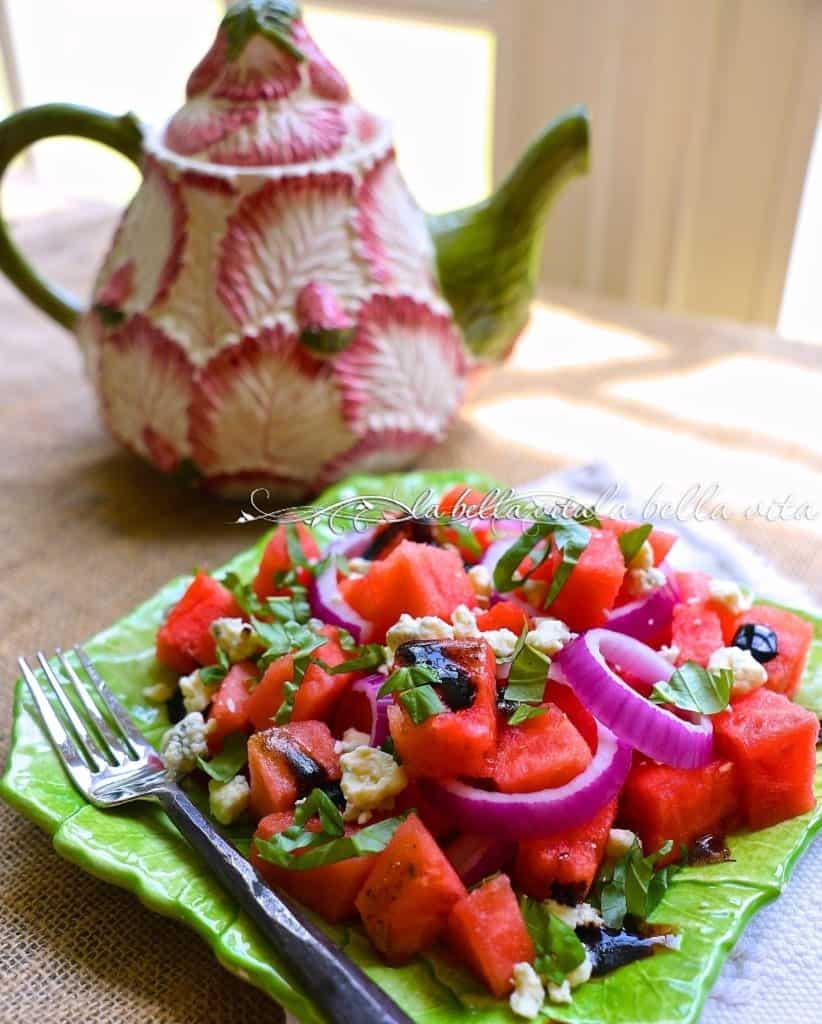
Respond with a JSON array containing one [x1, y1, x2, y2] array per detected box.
[[2, 469, 822, 1024]]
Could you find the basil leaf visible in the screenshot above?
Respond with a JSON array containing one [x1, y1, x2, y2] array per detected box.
[[316, 644, 387, 676], [543, 520, 592, 607], [400, 685, 447, 724], [216, 646, 231, 672], [273, 680, 300, 725], [294, 787, 345, 836], [618, 523, 653, 566], [255, 814, 406, 871], [220, 571, 266, 618], [507, 704, 548, 726], [378, 664, 439, 697], [265, 589, 310, 625], [504, 637, 550, 704], [197, 732, 247, 782], [650, 662, 732, 714], [492, 518, 593, 607], [520, 896, 586, 985], [199, 665, 228, 686], [592, 838, 679, 928], [493, 522, 554, 593], [444, 522, 482, 559], [285, 523, 311, 569]]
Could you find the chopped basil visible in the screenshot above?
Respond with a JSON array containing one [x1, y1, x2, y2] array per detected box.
[[507, 704, 548, 726], [196, 732, 247, 782], [272, 634, 329, 725], [294, 787, 344, 836], [504, 628, 550, 705], [520, 896, 587, 985], [215, 645, 231, 672], [315, 644, 387, 676], [492, 522, 554, 593], [254, 618, 324, 669], [650, 662, 732, 715], [220, 571, 267, 618], [543, 520, 594, 607], [492, 516, 596, 608], [265, 587, 310, 626], [618, 523, 653, 566], [592, 838, 679, 929], [444, 522, 482, 558], [285, 523, 311, 569], [378, 664, 447, 724], [199, 664, 228, 686]]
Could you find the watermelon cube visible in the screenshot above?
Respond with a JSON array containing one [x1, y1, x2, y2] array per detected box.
[[732, 606, 813, 698], [447, 874, 534, 997], [355, 814, 467, 962], [156, 572, 241, 672], [670, 603, 724, 667], [620, 758, 739, 864], [713, 687, 817, 830], [514, 799, 617, 901], [251, 812, 375, 922], [342, 540, 476, 641], [247, 721, 339, 819], [492, 704, 592, 794], [206, 661, 257, 752], [253, 523, 319, 600], [599, 517, 678, 565], [476, 600, 530, 635]]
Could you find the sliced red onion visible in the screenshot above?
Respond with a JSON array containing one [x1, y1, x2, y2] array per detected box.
[[348, 673, 391, 747], [444, 833, 515, 887], [424, 720, 631, 838], [308, 530, 374, 643], [605, 577, 678, 643], [556, 629, 713, 769]]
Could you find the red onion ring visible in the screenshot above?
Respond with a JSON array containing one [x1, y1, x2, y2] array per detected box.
[[444, 834, 515, 887], [556, 629, 713, 769], [308, 530, 374, 643], [424, 719, 631, 838], [605, 576, 678, 643], [347, 673, 391, 747]]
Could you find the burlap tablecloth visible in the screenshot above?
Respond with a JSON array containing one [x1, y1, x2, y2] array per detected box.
[[1, 202, 820, 1023]]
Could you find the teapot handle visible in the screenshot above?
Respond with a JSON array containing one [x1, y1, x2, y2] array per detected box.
[[0, 103, 143, 331]]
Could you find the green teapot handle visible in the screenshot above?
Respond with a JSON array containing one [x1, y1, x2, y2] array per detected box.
[[0, 103, 143, 331]]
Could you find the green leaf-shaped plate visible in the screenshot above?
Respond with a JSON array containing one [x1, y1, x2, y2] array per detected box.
[[3, 470, 822, 1023]]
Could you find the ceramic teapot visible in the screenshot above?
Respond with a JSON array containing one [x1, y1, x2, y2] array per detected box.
[[0, 0, 588, 498]]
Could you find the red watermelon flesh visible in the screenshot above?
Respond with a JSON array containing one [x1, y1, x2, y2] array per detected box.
[[670, 603, 724, 667], [732, 605, 813, 698], [476, 600, 530, 635], [253, 523, 319, 600], [599, 516, 677, 565], [206, 661, 257, 752], [156, 572, 242, 673], [492, 704, 592, 794], [247, 721, 339, 820], [712, 687, 817, 830]]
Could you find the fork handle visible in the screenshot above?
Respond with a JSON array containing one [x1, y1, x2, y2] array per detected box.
[[159, 788, 413, 1024]]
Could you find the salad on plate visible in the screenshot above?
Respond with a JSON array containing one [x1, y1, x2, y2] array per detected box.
[[149, 482, 818, 1020]]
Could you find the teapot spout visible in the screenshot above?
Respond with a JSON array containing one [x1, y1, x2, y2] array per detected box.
[[429, 106, 589, 361]]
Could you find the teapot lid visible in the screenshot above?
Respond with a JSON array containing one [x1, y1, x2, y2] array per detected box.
[[164, 0, 380, 166]]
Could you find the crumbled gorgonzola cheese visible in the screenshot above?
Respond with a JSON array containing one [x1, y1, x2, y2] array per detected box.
[[180, 669, 217, 714], [544, 900, 603, 930], [334, 727, 371, 755], [210, 617, 265, 663], [160, 712, 209, 776], [208, 774, 250, 825], [385, 613, 453, 651], [708, 645, 767, 697], [628, 539, 655, 570], [659, 644, 680, 664], [708, 579, 754, 614], [452, 604, 481, 640], [527, 617, 574, 657], [340, 746, 407, 824], [509, 962, 545, 1019], [482, 627, 519, 661], [144, 679, 176, 703], [624, 566, 666, 598], [606, 828, 638, 859], [467, 564, 493, 601], [347, 557, 371, 579]]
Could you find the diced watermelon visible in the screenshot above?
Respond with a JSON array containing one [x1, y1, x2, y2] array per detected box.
[[387, 640, 497, 779], [331, 682, 375, 738], [206, 661, 257, 752], [544, 681, 598, 753], [247, 721, 339, 819], [251, 812, 376, 922], [620, 758, 739, 865], [599, 517, 678, 565], [731, 606, 813, 698], [393, 780, 455, 839], [156, 573, 241, 672], [437, 484, 489, 517], [712, 687, 817, 829], [446, 874, 534, 997], [514, 799, 617, 901], [355, 814, 467, 962], [476, 600, 530, 635], [342, 540, 476, 641], [247, 625, 356, 728], [252, 524, 319, 600], [673, 571, 711, 605], [670, 603, 724, 667], [528, 529, 625, 632], [492, 705, 592, 794]]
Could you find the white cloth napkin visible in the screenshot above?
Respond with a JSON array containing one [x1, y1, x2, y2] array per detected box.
[[286, 464, 821, 1022]]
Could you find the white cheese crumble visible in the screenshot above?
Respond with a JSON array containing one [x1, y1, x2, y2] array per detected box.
[[180, 669, 217, 714], [628, 539, 655, 570], [452, 604, 481, 640], [334, 727, 372, 755], [527, 617, 574, 657], [160, 712, 209, 776], [708, 579, 754, 614], [624, 566, 666, 598], [545, 900, 603, 930], [210, 617, 265, 663], [144, 679, 176, 703], [708, 645, 767, 697], [607, 828, 638, 859], [658, 644, 680, 664], [339, 746, 407, 824], [509, 962, 545, 1019], [467, 564, 493, 602], [546, 951, 593, 1005], [385, 613, 453, 651], [347, 556, 371, 580], [482, 627, 520, 661], [208, 774, 250, 825]]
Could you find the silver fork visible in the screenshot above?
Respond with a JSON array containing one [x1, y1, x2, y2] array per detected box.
[[20, 646, 413, 1024]]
